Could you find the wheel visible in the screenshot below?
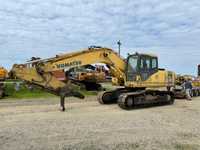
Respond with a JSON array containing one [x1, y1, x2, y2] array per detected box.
[[97, 91, 116, 104]]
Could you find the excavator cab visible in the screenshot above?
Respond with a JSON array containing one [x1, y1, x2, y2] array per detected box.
[[126, 53, 158, 81]]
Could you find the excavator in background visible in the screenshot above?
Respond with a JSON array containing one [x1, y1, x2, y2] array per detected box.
[[174, 65, 200, 99], [67, 65, 106, 90], [52, 64, 107, 90], [0, 66, 8, 98], [10, 46, 175, 111]]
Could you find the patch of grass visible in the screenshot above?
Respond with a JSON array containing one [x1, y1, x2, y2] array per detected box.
[[81, 90, 98, 96], [3, 81, 98, 99], [4, 82, 56, 99], [174, 143, 199, 150]]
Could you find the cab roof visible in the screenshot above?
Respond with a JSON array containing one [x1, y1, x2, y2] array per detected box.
[[131, 52, 157, 58]]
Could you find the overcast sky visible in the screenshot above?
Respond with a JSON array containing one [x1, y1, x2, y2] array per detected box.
[[0, 0, 200, 75]]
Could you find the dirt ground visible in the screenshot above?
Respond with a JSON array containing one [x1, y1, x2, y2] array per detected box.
[[0, 96, 200, 150]]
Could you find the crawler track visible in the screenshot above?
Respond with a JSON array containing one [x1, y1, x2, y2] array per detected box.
[[98, 89, 175, 110]]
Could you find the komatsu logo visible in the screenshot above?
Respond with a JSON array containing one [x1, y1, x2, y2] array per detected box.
[[56, 61, 82, 69]]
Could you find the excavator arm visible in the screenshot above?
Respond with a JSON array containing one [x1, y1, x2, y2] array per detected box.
[[10, 47, 126, 111]]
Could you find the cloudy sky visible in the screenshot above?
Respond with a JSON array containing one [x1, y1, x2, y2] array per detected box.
[[0, 0, 200, 75]]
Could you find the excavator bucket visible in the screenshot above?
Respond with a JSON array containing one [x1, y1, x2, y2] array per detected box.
[[59, 83, 85, 111]]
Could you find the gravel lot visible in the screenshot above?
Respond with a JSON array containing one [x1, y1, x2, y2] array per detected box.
[[0, 96, 200, 150]]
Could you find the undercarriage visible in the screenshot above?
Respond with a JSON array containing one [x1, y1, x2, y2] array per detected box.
[[98, 88, 174, 110]]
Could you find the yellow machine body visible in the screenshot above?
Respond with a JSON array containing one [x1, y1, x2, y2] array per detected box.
[[126, 70, 175, 88]]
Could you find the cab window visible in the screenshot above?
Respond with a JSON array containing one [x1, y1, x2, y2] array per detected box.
[[140, 58, 144, 69], [140, 57, 150, 70], [152, 58, 157, 69], [146, 58, 150, 69], [128, 56, 138, 72]]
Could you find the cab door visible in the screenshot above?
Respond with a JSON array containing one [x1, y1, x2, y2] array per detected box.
[[126, 55, 139, 81], [139, 56, 158, 81]]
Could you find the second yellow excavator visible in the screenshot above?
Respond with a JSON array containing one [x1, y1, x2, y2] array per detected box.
[[10, 46, 176, 111], [174, 72, 200, 99]]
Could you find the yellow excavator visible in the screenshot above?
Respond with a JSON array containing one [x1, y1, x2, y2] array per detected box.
[[10, 46, 176, 111], [174, 70, 200, 99], [0, 66, 8, 98], [67, 65, 106, 90]]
